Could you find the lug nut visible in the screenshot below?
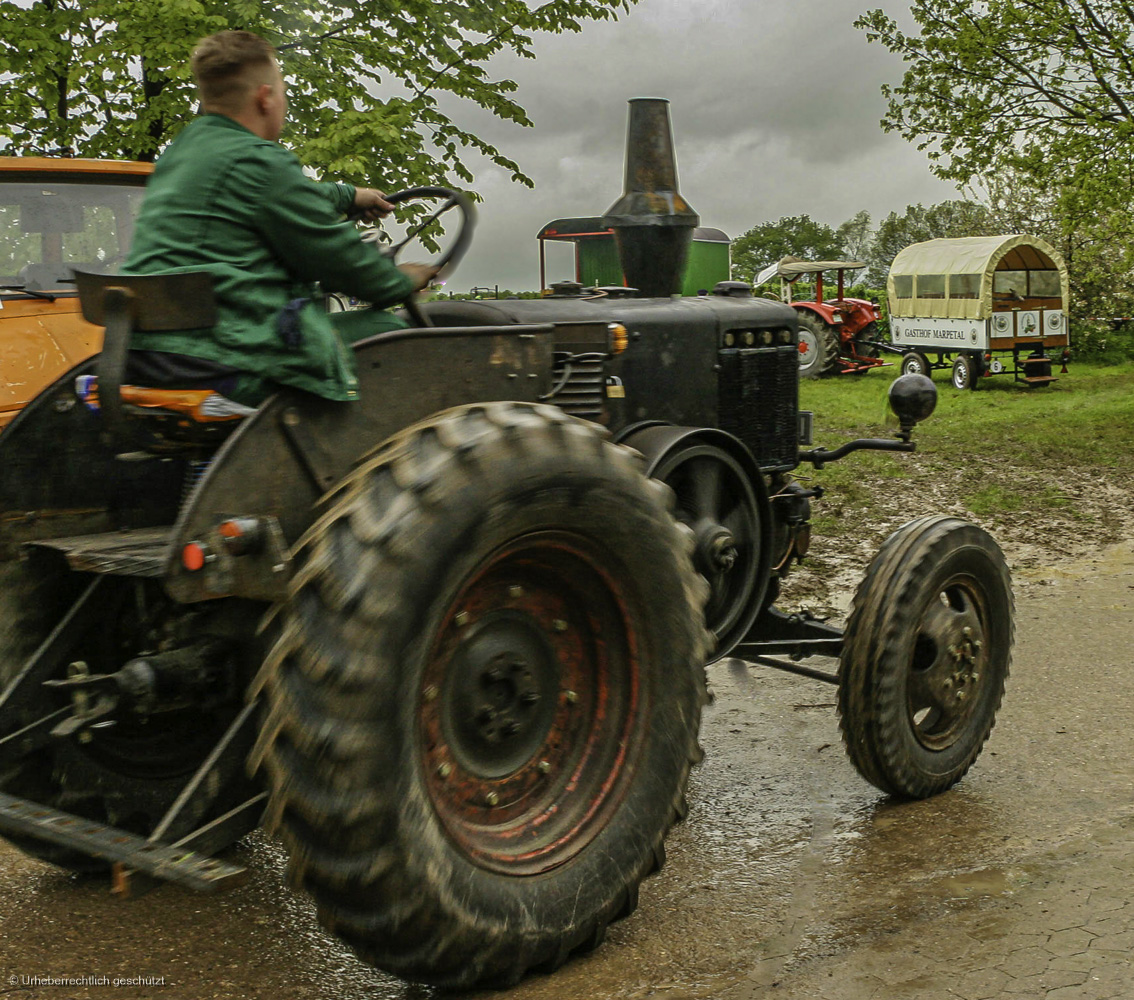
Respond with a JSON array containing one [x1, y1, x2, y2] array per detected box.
[[564, 690, 578, 704], [963, 626, 972, 638], [508, 585, 524, 599], [486, 791, 499, 807], [423, 684, 439, 702], [455, 611, 470, 627], [537, 760, 551, 774], [553, 619, 568, 632], [437, 763, 452, 779]]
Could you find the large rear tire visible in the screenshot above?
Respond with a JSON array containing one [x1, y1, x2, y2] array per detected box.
[[796, 313, 840, 379], [251, 402, 711, 989], [837, 516, 1013, 799]]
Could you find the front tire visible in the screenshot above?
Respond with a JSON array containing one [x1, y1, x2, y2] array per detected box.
[[837, 516, 1013, 799], [251, 402, 711, 989], [901, 351, 931, 377]]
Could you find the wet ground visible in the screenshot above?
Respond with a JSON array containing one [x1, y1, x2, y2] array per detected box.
[[1, 540, 1132, 1000]]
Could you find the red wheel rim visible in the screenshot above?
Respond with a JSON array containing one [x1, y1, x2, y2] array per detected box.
[[419, 531, 645, 876]]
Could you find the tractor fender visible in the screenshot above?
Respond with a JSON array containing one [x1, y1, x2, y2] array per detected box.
[[164, 324, 557, 604], [793, 302, 839, 325]]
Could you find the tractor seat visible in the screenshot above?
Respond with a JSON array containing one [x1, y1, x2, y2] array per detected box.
[[72, 268, 253, 452], [74, 375, 255, 447]]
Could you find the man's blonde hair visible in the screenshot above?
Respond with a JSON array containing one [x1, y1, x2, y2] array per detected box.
[[191, 30, 278, 112]]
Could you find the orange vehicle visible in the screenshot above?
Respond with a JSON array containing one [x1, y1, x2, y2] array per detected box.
[[0, 157, 151, 429]]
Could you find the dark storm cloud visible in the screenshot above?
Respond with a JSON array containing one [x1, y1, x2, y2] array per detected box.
[[432, 0, 957, 291]]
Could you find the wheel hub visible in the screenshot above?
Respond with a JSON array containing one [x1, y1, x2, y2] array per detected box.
[[695, 523, 738, 575], [419, 534, 645, 875], [909, 583, 989, 748], [444, 616, 558, 779], [936, 624, 983, 710]]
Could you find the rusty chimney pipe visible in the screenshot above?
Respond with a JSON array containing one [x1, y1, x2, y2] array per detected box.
[[602, 98, 699, 298]]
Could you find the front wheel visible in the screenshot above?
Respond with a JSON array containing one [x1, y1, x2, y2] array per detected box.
[[901, 351, 931, 377], [251, 402, 711, 989], [837, 516, 1013, 799]]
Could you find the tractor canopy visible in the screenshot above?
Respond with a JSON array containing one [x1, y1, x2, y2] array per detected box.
[[887, 235, 1070, 321], [755, 256, 866, 286]]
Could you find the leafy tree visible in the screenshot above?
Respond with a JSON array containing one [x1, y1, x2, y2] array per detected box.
[[865, 199, 992, 285], [0, 0, 634, 192], [855, 0, 1134, 192], [836, 210, 872, 262], [730, 214, 842, 282], [979, 168, 1134, 347]]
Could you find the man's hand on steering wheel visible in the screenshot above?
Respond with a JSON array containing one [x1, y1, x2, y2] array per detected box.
[[351, 187, 396, 222]]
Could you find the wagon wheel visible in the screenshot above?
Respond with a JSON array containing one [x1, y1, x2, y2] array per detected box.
[[796, 313, 840, 379], [251, 402, 711, 989], [837, 516, 1013, 798], [951, 354, 976, 391], [0, 559, 257, 869], [901, 351, 931, 377]]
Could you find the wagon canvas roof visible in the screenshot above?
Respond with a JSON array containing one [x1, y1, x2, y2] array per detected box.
[[887, 234, 1069, 319]]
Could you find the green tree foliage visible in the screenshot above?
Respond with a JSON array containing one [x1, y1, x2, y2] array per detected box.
[[981, 168, 1134, 351], [0, 0, 634, 191], [836, 210, 872, 263], [865, 199, 992, 285], [730, 214, 842, 282], [855, 0, 1134, 190]]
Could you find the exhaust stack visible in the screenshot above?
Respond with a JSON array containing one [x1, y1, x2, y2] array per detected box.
[[602, 98, 699, 298]]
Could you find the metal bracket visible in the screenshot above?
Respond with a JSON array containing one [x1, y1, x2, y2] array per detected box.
[[279, 406, 338, 492], [732, 606, 844, 684]]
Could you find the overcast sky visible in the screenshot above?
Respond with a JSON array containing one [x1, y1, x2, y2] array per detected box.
[[440, 0, 957, 292]]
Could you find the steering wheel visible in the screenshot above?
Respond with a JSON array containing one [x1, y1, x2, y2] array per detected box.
[[376, 186, 476, 328]]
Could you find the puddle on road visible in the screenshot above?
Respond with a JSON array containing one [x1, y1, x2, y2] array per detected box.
[[930, 867, 1015, 900]]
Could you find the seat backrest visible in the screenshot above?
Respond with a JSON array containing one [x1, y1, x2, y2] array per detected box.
[[72, 268, 218, 331], [71, 268, 218, 450]]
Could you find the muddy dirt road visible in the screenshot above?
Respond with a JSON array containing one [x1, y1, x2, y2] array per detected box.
[[0, 540, 1131, 1000]]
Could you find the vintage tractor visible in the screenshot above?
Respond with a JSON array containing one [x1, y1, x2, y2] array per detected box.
[[0, 100, 1013, 989], [0, 157, 151, 430], [756, 256, 890, 378]]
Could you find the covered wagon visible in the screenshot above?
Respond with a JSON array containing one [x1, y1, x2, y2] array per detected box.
[[887, 235, 1070, 389]]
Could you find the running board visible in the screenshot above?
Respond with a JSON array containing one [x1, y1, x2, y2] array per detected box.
[[0, 791, 249, 893]]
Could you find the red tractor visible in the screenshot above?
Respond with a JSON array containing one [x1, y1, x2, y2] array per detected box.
[[756, 257, 889, 379]]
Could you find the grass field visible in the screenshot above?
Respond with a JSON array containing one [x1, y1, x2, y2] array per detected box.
[[781, 361, 1134, 611]]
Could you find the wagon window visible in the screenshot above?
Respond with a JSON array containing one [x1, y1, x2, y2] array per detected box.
[[916, 274, 946, 298], [993, 270, 1027, 297], [948, 273, 981, 299], [893, 274, 913, 298], [1029, 270, 1061, 297]]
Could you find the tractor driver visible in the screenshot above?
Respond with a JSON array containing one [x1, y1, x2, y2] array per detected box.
[[123, 30, 437, 408]]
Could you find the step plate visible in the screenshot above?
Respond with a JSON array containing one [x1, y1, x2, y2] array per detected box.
[[25, 526, 172, 577], [0, 791, 246, 892]]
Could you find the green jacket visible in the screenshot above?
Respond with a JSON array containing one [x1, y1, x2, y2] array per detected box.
[[124, 114, 414, 401]]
